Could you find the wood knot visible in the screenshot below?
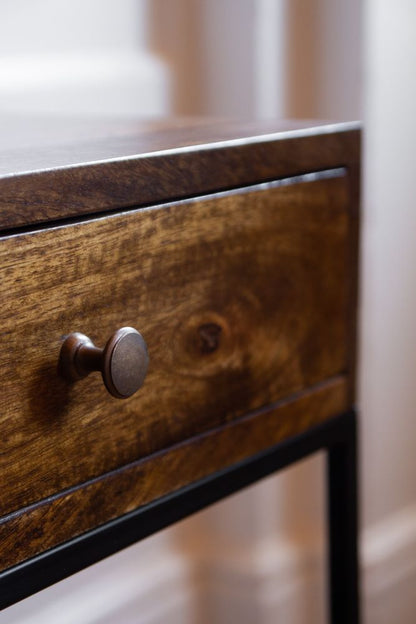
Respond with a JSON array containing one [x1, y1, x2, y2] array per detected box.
[[197, 323, 222, 354], [171, 311, 235, 377]]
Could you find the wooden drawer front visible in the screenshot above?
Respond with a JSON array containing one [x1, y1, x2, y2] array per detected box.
[[0, 170, 350, 517]]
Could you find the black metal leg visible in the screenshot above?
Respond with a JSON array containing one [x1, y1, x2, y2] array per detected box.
[[327, 409, 360, 624]]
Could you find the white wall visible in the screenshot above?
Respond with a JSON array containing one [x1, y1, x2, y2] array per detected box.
[[361, 2, 416, 619], [0, 0, 168, 116], [362, 0, 416, 526]]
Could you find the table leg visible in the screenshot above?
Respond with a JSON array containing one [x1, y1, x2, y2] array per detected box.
[[327, 409, 360, 623]]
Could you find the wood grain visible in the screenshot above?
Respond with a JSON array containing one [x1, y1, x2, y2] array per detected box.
[[0, 171, 350, 517], [0, 118, 360, 230], [0, 375, 348, 572]]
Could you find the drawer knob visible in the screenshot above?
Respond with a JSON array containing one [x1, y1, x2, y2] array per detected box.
[[59, 327, 149, 399]]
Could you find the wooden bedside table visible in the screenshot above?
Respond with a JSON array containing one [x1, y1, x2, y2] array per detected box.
[[0, 117, 360, 623]]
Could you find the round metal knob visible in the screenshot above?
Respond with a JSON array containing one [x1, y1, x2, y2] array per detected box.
[[59, 327, 149, 399]]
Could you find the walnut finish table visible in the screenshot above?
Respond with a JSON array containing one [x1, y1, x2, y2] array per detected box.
[[0, 117, 360, 622]]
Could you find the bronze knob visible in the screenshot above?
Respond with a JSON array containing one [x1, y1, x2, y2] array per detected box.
[[59, 327, 149, 399]]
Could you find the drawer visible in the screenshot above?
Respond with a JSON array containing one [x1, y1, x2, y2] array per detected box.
[[0, 168, 350, 524]]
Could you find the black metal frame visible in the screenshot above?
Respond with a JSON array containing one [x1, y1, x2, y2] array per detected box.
[[0, 409, 359, 622]]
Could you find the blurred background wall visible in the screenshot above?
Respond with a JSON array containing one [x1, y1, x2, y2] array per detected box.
[[1, 1, 416, 623]]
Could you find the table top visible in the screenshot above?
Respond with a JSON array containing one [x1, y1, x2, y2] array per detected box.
[[0, 116, 360, 231], [0, 116, 358, 176]]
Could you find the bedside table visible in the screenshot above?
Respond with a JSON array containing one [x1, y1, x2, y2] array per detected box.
[[0, 117, 360, 623]]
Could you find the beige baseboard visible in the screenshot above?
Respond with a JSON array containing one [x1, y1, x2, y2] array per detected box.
[[3, 504, 416, 624], [1, 539, 194, 624], [191, 504, 416, 623], [363, 504, 416, 624]]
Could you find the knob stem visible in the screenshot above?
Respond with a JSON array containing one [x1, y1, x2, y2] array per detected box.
[[76, 345, 103, 376]]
